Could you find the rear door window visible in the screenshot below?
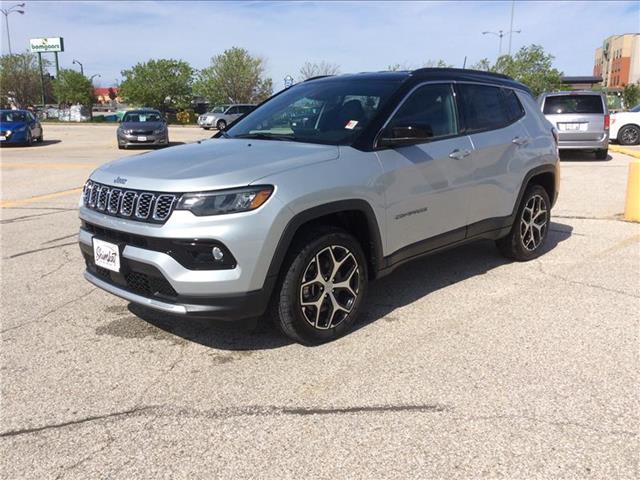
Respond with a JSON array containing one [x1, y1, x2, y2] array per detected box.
[[457, 84, 513, 133], [543, 95, 604, 114]]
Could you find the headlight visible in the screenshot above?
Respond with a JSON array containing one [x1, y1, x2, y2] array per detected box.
[[5, 130, 11, 136], [176, 186, 273, 216], [122, 129, 133, 134]]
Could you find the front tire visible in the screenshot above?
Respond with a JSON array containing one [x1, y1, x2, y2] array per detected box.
[[25, 131, 33, 146], [618, 125, 640, 145], [216, 120, 227, 131], [272, 227, 368, 345], [595, 148, 608, 160], [496, 184, 551, 261]]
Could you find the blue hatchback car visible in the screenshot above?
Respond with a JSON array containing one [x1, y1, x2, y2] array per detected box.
[[0, 109, 43, 146]]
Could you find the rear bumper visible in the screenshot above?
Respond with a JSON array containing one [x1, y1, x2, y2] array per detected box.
[[558, 133, 609, 150]]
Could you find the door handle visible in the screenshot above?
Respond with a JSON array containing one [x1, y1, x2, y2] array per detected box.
[[512, 136, 529, 146], [449, 149, 471, 160]]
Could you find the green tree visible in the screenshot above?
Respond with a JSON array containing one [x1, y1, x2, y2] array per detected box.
[[120, 59, 193, 111], [470, 58, 492, 72], [194, 47, 273, 105], [423, 59, 453, 68], [622, 83, 639, 109], [492, 45, 563, 96], [53, 69, 94, 106], [299, 61, 341, 80], [0, 51, 53, 106]]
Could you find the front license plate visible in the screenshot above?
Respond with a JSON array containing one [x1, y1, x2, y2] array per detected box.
[[93, 238, 120, 272], [137, 136, 147, 141]]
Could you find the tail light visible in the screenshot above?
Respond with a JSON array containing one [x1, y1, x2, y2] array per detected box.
[[604, 114, 610, 130]]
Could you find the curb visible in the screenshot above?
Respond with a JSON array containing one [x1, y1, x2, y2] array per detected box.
[[609, 144, 640, 159]]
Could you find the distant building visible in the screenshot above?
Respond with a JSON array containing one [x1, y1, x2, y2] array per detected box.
[[594, 33, 640, 88], [93, 87, 121, 104]]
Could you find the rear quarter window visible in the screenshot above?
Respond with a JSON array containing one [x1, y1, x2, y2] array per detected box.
[[543, 95, 604, 115], [457, 84, 523, 133]]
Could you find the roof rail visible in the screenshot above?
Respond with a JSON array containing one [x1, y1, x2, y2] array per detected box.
[[411, 67, 513, 81], [303, 75, 334, 82]]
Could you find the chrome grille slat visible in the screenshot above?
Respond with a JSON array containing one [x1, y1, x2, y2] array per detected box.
[[107, 189, 122, 214], [134, 192, 155, 219], [97, 186, 110, 211], [82, 181, 178, 224], [153, 194, 176, 221], [120, 191, 136, 216]]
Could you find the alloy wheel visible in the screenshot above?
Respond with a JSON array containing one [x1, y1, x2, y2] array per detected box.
[[621, 127, 639, 145], [520, 194, 548, 251], [299, 245, 360, 330]]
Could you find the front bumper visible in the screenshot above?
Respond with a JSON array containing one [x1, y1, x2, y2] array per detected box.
[[78, 196, 291, 319], [117, 132, 168, 147], [198, 118, 216, 128]]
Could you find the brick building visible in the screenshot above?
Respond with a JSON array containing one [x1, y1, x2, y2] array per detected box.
[[594, 33, 640, 88]]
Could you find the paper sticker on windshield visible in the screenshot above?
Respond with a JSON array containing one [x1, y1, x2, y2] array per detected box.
[[345, 120, 358, 130]]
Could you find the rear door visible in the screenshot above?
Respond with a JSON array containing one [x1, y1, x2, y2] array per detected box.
[[226, 106, 242, 121], [376, 83, 475, 255], [456, 83, 529, 225], [542, 94, 606, 143]]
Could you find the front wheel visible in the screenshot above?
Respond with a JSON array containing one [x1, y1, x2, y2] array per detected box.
[[25, 131, 33, 146], [216, 120, 226, 131], [272, 227, 368, 345], [496, 185, 551, 261]]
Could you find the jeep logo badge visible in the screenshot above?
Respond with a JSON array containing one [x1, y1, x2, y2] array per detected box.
[[113, 176, 127, 185]]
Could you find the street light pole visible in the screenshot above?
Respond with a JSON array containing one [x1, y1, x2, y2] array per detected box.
[[508, 0, 516, 56], [482, 29, 522, 58], [90, 74, 101, 83], [72, 59, 84, 75], [0, 3, 26, 55]]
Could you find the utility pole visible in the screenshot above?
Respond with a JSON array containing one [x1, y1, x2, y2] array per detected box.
[[508, 0, 516, 56], [38, 52, 45, 106], [0, 3, 25, 55]]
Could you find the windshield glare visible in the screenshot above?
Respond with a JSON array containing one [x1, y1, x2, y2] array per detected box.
[[225, 80, 400, 145], [123, 112, 162, 123], [1, 111, 27, 122]]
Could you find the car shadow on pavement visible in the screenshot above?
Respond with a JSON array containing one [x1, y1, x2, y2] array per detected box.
[[129, 222, 573, 350], [0, 139, 61, 148], [124, 141, 185, 150], [559, 150, 611, 162]]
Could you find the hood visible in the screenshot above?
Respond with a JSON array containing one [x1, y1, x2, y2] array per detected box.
[[120, 121, 165, 130], [91, 138, 339, 192]]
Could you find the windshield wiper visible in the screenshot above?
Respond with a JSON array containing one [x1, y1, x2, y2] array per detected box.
[[232, 133, 291, 141]]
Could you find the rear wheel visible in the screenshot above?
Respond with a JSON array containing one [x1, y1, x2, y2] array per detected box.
[[496, 184, 551, 261], [272, 227, 368, 345], [595, 149, 608, 160], [618, 125, 640, 145], [216, 120, 227, 131]]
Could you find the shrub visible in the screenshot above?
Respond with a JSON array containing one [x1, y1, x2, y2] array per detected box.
[[176, 109, 196, 124]]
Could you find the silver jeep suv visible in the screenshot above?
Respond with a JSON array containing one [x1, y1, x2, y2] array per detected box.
[[79, 69, 559, 345]]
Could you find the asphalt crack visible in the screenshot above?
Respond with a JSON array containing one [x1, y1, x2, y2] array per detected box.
[[0, 406, 156, 438], [6, 241, 78, 259]]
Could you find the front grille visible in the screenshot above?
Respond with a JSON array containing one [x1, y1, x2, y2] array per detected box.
[[131, 130, 154, 135], [82, 181, 179, 224]]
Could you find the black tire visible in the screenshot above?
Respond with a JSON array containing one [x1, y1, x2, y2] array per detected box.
[[216, 120, 226, 131], [118, 144, 126, 150], [595, 149, 608, 160], [25, 131, 33, 146], [496, 184, 551, 261], [36, 132, 43, 142], [203, 127, 210, 131], [618, 125, 640, 145], [272, 226, 368, 345]]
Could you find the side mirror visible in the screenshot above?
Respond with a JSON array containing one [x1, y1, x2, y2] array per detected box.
[[378, 124, 433, 147]]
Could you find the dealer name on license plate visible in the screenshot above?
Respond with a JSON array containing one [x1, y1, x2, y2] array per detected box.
[[137, 136, 147, 141], [93, 239, 120, 272]]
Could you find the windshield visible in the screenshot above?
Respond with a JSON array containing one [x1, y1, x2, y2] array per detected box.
[[122, 112, 162, 123], [630, 104, 640, 113], [225, 79, 401, 145], [1, 111, 27, 122], [543, 95, 604, 114], [210, 105, 228, 114]]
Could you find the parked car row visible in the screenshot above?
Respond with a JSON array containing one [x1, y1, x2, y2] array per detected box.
[[197, 104, 256, 130]]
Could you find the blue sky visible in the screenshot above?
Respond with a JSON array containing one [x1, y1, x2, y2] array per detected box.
[[2, 0, 639, 88]]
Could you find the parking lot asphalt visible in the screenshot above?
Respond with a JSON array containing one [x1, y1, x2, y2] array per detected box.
[[1, 124, 639, 479]]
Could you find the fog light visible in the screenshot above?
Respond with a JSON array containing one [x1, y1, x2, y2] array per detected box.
[[212, 246, 224, 261]]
